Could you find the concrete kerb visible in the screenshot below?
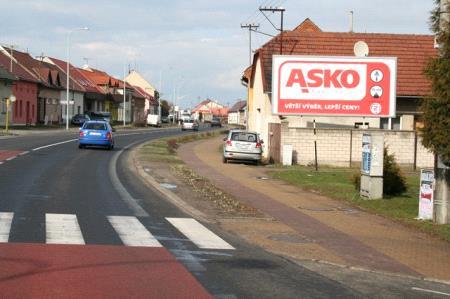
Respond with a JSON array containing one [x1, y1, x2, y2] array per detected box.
[[293, 258, 450, 287], [129, 142, 210, 224]]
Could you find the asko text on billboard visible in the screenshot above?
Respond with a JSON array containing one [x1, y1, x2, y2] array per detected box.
[[272, 56, 397, 117]]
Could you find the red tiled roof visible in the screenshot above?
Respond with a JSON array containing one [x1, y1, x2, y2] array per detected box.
[[254, 19, 438, 97], [0, 49, 40, 83], [45, 56, 90, 93], [211, 107, 229, 117], [133, 86, 156, 104]]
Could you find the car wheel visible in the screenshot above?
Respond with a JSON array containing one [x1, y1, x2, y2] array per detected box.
[[78, 144, 84, 149], [222, 156, 227, 164]]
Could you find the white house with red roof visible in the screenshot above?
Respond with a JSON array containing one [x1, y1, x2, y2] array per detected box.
[[191, 99, 226, 122]]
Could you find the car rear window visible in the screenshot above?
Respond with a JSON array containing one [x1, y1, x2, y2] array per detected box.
[[84, 123, 106, 130], [231, 132, 257, 143], [184, 120, 193, 123]]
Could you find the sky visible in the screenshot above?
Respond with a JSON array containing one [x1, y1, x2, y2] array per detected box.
[[0, 0, 435, 109]]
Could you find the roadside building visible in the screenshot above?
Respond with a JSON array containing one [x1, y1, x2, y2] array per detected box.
[[0, 65, 17, 126], [228, 100, 247, 126], [44, 56, 105, 120], [242, 18, 438, 162], [78, 68, 124, 121], [124, 70, 158, 116], [191, 99, 225, 122], [0, 46, 40, 125]]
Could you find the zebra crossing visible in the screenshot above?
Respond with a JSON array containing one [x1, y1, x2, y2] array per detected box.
[[0, 212, 235, 250]]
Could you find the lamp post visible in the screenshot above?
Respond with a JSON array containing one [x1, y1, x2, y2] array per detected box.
[[66, 27, 89, 130], [4, 95, 16, 134]]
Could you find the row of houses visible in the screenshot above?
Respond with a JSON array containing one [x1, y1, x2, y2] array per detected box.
[[242, 18, 438, 163], [0, 46, 158, 126]]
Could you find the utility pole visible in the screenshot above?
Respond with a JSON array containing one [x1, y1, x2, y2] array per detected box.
[[259, 6, 286, 54], [240, 23, 260, 65], [435, 0, 449, 224]]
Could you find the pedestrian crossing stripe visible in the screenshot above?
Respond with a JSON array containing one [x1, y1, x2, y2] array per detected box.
[[0, 212, 13, 243], [46, 214, 85, 245], [0, 213, 234, 250], [166, 218, 235, 250], [107, 216, 162, 247]]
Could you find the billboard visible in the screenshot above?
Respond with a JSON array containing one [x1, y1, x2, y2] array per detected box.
[[272, 56, 397, 117]]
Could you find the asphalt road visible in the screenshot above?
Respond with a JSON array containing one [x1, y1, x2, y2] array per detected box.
[[0, 127, 448, 298]]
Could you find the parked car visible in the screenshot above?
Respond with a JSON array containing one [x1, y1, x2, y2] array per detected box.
[[181, 119, 199, 131], [161, 116, 170, 123], [78, 120, 114, 150], [223, 130, 263, 164], [211, 117, 222, 127], [71, 114, 90, 126]]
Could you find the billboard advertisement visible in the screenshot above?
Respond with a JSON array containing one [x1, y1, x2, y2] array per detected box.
[[272, 56, 397, 117]]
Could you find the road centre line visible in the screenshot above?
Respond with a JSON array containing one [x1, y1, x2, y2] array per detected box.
[[19, 151, 30, 156], [411, 287, 450, 297], [166, 218, 235, 250], [5, 156, 16, 161], [46, 213, 85, 245], [32, 139, 77, 151], [0, 212, 14, 243], [108, 216, 162, 247]]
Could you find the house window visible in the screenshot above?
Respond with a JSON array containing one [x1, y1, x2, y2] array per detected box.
[[77, 106, 81, 114], [14, 101, 18, 117]]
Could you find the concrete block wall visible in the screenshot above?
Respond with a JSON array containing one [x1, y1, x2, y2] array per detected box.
[[281, 122, 434, 168]]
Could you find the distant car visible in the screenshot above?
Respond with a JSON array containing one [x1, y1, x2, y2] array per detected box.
[[71, 114, 90, 126], [181, 119, 199, 131], [161, 116, 170, 123], [87, 111, 112, 123], [78, 120, 114, 150], [211, 117, 222, 127], [223, 130, 263, 164]]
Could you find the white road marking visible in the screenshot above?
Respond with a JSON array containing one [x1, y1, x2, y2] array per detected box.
[[0, 162, 3, 165], [0, 212, 14, 243], [109, 141, 149, 217], [32, 139, 77, 151], [5, 156, 16, 161], [108, 216, 162, 247], [166, 218, 235, 250], [412, 287, 450, 297], [46, 213, 85, 245], [19, 151, 30, 156]]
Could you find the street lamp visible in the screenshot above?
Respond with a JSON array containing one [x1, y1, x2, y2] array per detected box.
[[66, 27, 89, 130]]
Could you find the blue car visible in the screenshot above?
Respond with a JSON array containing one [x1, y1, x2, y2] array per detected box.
[[78, 120, 114, 150]]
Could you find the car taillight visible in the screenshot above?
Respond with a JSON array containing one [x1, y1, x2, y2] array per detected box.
[[256, 142, 262, 148], [106, 132, 112, 140], [79, 131, 84, 137], [226, 140, 232, 146]]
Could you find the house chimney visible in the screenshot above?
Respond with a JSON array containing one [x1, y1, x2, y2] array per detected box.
[[349, 10, 354, 32]]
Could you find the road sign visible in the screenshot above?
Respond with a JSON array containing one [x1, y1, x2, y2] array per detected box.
[[272, 56, 397, 117]]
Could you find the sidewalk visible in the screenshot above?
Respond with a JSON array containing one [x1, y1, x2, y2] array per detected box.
[[178, 137, 450, 282]]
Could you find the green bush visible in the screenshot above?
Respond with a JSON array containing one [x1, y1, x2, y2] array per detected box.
[[383, 147, 407, 196]]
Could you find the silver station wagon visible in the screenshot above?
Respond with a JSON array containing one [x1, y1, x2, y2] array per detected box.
[[223, 130, 263, 164]]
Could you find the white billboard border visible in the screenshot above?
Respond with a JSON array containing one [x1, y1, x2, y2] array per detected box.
[[271, 55, 397, 118]]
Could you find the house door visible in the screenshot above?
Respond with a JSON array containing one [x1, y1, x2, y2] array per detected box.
[[268, 123, 281, 164]]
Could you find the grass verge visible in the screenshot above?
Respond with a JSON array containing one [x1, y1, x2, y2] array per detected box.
[[270, 166, 450, 242], [138, 129, 258, 215]]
